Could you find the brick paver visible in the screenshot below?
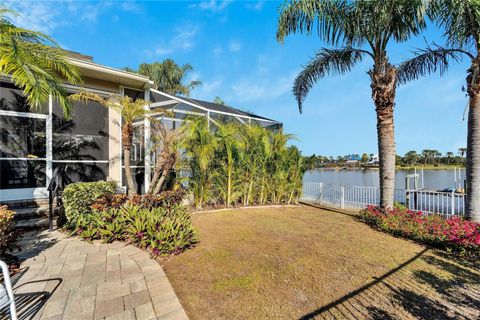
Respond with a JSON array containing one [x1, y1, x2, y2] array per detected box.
[[1, 231, 189, 320]]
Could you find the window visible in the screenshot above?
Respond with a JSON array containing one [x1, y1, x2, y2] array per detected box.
[[52, 98, 109, 161]]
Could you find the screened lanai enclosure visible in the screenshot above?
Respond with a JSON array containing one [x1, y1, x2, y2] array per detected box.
[[0, 77, 281, 201], [128, 89, 282, 194]]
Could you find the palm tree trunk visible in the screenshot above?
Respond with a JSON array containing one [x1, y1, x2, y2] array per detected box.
[[153, 166, 170, 195], [123, 148, 136, 196], [466, 66, 480, 221], [148, 149, 164, 194], [122, 123, 136, 196], [227, 165, 232, 207], [370, 62, 397, 209]]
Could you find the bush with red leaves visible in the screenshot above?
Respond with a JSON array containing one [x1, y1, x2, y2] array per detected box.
[[360, 205, 480, 258]]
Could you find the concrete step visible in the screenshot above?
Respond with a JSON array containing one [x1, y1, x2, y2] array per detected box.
[[1, 198, 50, 210], [13, 207, 61, 221], [15, 217, 53, 230]]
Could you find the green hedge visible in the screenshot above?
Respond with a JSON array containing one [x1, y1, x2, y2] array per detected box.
[[63, 181, 117, 226]]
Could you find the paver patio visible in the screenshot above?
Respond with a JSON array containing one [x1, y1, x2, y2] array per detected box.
[[1, 231, 189, 320]]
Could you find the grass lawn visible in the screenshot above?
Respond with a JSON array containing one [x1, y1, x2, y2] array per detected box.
[[162, 206, 480, 320]]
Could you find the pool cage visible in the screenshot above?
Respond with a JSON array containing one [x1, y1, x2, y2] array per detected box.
[[127, 89, 282, 194]]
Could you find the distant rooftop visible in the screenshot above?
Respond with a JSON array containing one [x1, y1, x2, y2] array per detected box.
[[64, 50, 94, 62]]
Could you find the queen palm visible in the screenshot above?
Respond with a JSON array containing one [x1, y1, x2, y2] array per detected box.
[[0, 8, 80, 116], [69, 92, 150, 195], [132, 59, 201, 96], [396, 0, 480, 221], [277, 0, 430, 208]]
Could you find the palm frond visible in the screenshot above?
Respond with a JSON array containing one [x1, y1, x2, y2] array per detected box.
[[397, 45, 468, 85], [294, 47, 371, 113], [430, 0, 480, 49], [276, 0, 350, 45]]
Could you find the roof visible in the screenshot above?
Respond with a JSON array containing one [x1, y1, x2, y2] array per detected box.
[[67, 56, 153, 90], [149, 89, 280, 124]]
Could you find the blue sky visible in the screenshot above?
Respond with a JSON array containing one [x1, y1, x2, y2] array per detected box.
[[6, 0, 471, 157]]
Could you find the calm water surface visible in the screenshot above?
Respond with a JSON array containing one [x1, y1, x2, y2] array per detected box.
[[303, 168, 466, 190]]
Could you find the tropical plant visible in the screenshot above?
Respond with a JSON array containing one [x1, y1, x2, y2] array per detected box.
[[131, 59, 201, 96], [69, 92, 151, 195], [62, 181, 117, 227], [0, 7, 80, 116], [360, 205, 480, 257], [69, 203, 198, 256], [180, 116, 218, 208], [215, 122, 242, 207], [180, 116, 303, 208], [397, 0, 480, 221], [0, 205, 20, 255], [148, 119, 183, 194], [277, 0, 430, 209]]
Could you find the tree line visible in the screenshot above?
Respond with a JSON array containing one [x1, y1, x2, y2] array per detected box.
[[304, 148, 467, 169], [277, 0, 480, 221]]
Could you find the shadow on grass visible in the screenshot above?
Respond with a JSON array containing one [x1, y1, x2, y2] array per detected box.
[[299, 248, 480, 320]]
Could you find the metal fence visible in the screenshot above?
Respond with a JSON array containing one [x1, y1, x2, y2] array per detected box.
[[301, 182, 465, 217]]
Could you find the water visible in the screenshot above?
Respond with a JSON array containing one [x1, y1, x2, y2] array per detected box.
[[303, 168, 466, 190]]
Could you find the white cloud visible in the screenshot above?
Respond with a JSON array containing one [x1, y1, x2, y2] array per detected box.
[[231, 70, 297, 102], [228, 40, 241, 52], [246, 1, 265, 11], [190, 0, 232, 12], [5, 0, 139, 32], [151, 25, 200, 56], [6, 1, 60, 33]]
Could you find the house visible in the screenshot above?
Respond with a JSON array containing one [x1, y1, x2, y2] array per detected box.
[[0, 51, 281, 202]]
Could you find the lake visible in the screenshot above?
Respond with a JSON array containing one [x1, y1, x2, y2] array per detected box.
[[303, 168, 466, 190]]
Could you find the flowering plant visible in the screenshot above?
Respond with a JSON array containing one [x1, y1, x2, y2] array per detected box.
[[360, 205, 480, 258]]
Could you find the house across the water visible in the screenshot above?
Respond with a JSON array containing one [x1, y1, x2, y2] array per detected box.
[[0, 51, 281, 202]]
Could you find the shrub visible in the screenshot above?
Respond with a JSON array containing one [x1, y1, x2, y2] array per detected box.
[[0, 205, 20, 254], [71, 204, 198, 256], [63, 181, 117, 226], [91, 189, 186, 212], [360, 205, 480, 257]]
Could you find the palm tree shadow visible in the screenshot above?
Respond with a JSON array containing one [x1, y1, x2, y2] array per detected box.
[[298, 248, 480, 320]]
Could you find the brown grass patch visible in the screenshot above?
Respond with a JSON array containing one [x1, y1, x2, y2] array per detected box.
[[162, 206, 480, 320]]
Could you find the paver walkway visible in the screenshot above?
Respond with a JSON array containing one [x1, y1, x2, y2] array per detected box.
[[1, 231, 189, 320]]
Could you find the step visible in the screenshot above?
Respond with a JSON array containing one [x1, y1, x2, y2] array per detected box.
[[1, 198, 50, 210], [14, 217, 56, 230], [12, 207, 61, 221]]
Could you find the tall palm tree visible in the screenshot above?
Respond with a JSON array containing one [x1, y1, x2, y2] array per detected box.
[[129, 59, 201, 96], [398, 0, 480, 220], [180, 116, 218, 209], [277, 0, 430, 209], [216, 122, 242, 207], [69, 92, 149, 195], [0, 8, 80, 116], [446, 151, 454, 165]]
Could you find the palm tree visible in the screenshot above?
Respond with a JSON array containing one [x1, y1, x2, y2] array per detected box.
[[458, 147, 467, 158], [0, 8, 80, 116], [130, 59, 201, 96], [69, 92, 149, 195], [148, 119, 182, 195], [181, 116, 218, 209], [213, 96, 226, 105], [398, 0, 480, 220], [277, 0, 429, 209], [216, 122, 242, 207], [404, 150, 419, 166], [446, 151, 454, 165]]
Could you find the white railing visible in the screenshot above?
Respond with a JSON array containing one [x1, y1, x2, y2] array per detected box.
[[405, 189, 465, 216], [301, 182, 465, 217]]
